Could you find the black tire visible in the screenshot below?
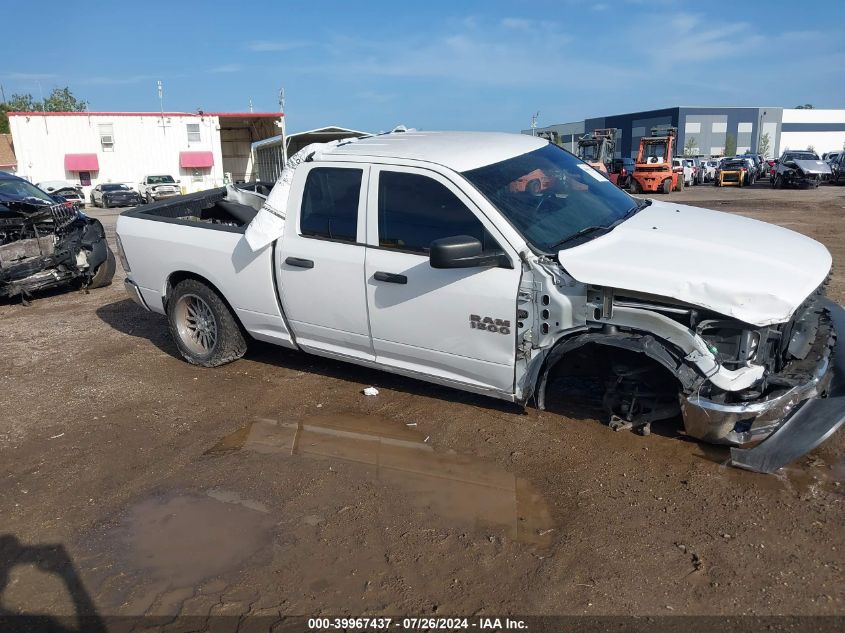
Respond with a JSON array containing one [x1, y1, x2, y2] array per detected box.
[[676, 176, 684, 192], [102, 198, 110, 209], [773, 175, 782, 189], [662, 178, 672, 194], [167, 278, 247, 367], [89, 248, 116, 289], [146, 193, 153, 204], [629, 178, 640, 194]]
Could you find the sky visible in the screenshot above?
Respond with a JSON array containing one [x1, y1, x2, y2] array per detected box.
[[2, 0, 843, 134]]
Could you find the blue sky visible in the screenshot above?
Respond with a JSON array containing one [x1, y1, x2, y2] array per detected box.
[[2, 0, 843, 133]]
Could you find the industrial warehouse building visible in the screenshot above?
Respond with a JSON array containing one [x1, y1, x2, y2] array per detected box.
[[7, 110, 283, 198], [525, 106, 845, 159]]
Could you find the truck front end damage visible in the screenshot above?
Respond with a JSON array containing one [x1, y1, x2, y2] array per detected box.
[[526, 264, 843, 473], [0, 200, 110, 301]]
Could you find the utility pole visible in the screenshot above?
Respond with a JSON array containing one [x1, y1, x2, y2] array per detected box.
[[530, 111, 539, 136], [157, 80, 166, 133]]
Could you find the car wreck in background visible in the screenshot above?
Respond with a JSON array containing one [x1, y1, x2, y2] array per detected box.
[[771, 151, 832, 188], [1, 172, 115, 302]]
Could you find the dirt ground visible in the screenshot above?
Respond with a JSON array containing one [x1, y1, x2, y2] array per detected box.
[[1, 182, 844, 623]]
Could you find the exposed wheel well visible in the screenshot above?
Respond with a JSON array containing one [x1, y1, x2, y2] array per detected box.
[[535, 333, 691, 427]]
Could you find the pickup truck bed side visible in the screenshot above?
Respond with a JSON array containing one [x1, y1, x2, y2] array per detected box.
[[120, 192, 294, 348]]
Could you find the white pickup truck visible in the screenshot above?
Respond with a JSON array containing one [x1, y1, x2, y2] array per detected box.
[[138, 174, 181, 204], [115, 131, 845, 473]]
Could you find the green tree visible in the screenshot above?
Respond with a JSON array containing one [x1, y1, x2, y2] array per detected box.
[[757, 132, 771, 157], [724, 133, 737, 157], [683, 136, 697, 156], [1, 86, 87, 133]]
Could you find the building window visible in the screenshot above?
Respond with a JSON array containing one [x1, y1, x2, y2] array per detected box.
[[79, 171, 92, 186], [98, 124, 114, 151], [187, 123, 201, 143]]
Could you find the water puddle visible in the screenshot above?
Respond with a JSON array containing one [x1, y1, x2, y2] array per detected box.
[[119, 492, 274, 588], [207, 414, 555, 547]]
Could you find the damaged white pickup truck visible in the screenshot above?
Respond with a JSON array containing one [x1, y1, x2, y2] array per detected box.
[[115, 131, 844, 473]]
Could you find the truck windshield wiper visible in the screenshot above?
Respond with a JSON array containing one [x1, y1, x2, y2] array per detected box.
[[549, 225, 614, 251]]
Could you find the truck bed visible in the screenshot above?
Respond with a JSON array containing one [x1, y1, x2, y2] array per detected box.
[[122, 188, 259, 232], [116, 188, 295, 348]]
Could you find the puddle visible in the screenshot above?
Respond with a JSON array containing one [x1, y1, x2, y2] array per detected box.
[[207, 414, 555, 547], [119, 491, 274, 587]]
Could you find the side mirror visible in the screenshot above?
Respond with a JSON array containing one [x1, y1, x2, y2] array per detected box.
[[429, 235, 511, 269], [176, 179, 181, 183]]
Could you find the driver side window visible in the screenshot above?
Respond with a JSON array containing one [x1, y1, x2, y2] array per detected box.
[[377, 171, 497, 254]]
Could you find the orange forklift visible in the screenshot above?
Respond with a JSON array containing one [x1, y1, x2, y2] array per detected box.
[[629, 126, 682, 194], [576, 128, 616, 175]]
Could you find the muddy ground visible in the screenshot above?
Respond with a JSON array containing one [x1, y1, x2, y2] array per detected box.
[[1, 182, 844, 622]]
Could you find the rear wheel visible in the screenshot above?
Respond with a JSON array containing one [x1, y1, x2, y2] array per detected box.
[[167, 279, 247, 367], [773, 175, 783, 189], [662, 178, 672, 194], [629, 178, 640, 194], [676, 176, 684, 192]]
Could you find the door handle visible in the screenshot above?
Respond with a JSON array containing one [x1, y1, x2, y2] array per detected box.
[[285, 257, 314, 269], [373, 271, 407, 284]]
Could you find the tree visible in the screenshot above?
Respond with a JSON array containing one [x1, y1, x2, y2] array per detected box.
[[684, 136, 697, 156], [758, 132, 771, 157], [0, 86, 87, 133], [807, 144, 816, 153], [724, 133, 737, 157], [795, 104, 814, 109]]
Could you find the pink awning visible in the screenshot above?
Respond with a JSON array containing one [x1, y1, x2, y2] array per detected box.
[[64, 153, 99, 171], [180, 151, 214, 168]]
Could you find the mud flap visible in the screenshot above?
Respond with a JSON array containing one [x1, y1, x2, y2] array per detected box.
[[731, 299, 845, 473]]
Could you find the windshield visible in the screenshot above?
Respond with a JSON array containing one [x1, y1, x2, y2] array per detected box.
[[783, 152, 819, 161], [148, 175, 175, 184], [462, 144, 639, 253], [103, 184, 130, 191], [0, 178, 55, 205], [640, 141, 667, 163], [578, 143, 599, 162]]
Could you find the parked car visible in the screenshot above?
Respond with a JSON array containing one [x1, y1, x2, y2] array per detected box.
[[822, 151, 841, 163], [771, 150, 832, 188], [138, 175, 181, 204], [672, 158, 694, 186], [701, 159, 718, 182], [684, 158, 705, 184], [0, 172, 115, 300], [742, 154, 765, 180], [115, 131, 844, 474], [733, 156, 757, 185], [90, 183, 142, 208], [36, 180, 86, 208], [608, 157, 636, 189], [828, 152, 845, 185]]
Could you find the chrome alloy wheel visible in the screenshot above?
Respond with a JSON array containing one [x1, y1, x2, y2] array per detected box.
[[174, 293, 218, 355]]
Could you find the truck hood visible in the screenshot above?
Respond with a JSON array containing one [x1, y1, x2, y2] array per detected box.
[[557, 201, 831, 326]]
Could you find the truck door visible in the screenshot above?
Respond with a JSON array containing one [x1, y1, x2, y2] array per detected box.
[[278, 163, 373, 361], [364, 166, 521, 396]]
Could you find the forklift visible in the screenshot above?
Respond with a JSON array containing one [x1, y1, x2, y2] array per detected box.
[[630, 126, 682, 194], [576, 128, 616, 175]]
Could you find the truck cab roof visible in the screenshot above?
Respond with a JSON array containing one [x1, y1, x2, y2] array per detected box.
[[322, 131, 548, 172]]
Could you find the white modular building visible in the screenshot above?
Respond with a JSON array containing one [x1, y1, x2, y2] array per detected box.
[[8, 110, 283, 198]]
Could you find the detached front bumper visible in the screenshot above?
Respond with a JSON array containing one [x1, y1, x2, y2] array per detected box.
[[680, 298, 845, 473]]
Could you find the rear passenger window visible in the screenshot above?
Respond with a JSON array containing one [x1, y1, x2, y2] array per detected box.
[[300, 168, 362, 242], [377, 171, 496, 254]]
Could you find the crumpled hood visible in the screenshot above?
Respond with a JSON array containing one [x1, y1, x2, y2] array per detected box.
[[791, 159, 831, 175], [557, 201, 831, 326]]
